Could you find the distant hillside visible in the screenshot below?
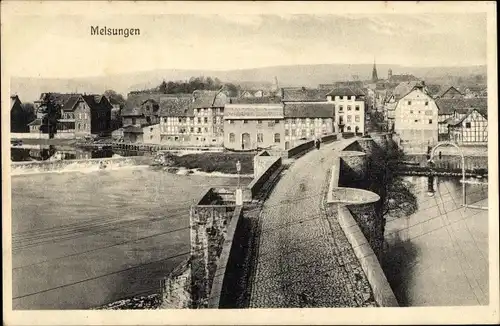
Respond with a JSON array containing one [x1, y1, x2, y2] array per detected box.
[[11, 64, 486, 102]]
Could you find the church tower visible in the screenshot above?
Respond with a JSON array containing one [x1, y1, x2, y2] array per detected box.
[[371, 59, 378, 83]]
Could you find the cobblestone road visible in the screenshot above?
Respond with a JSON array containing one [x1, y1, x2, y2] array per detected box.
[[249, 139, 377, 308]]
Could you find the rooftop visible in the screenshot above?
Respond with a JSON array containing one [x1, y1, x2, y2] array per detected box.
[[281, 87, 329, 102], [435, 98, 488, 115], [284, 102, 334, 118]]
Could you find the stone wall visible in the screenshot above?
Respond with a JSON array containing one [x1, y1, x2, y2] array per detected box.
[[189, 203, 235, 308], [247, 155, 282, 198], [326, 138, 399, 306], [281, 133, 337, 159], [253, 150, 279, 178]]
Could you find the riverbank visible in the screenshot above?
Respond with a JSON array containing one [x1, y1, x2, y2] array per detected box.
[[156, 152, 255, 174]]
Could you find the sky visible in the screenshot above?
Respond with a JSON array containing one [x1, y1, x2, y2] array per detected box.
[[2, 3, 489, 79]]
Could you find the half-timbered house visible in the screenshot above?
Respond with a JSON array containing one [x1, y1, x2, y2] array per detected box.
[[448, 109, 488, 144], [435, 98, 487, 141]]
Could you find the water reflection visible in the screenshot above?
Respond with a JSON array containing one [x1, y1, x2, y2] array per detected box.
[[383, 175, 489, 306]]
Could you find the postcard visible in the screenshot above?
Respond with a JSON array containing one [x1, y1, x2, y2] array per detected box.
[[2, 1, 498, 325]]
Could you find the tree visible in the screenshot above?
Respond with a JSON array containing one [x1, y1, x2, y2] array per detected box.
[[368, 146, 418, 220], [158, 80, 168, 94], [11, 102, 36, 132], [103, 90, 126, 106], [224, 83, 239, 97]]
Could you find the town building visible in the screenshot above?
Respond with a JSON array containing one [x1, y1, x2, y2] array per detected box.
[[121, 93, 164, 143], [157, 90, 229, 147], [393, 83, 439, 149], [223, 103, 285, 151], [223, 100, 334, 151], [326, 87, 366, 135], [448, 108, 488, 145], [435, 97, 488, 141], [283, 102, 335, 148], [57, 94, 112, 138], [28, 92, 111, 138]]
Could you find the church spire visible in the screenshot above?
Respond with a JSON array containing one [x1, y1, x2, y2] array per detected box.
[[372, 58, 378, 83]]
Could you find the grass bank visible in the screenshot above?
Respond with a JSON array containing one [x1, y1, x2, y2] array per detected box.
[[160, 152, 254, 174]]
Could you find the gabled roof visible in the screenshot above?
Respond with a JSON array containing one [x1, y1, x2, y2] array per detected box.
[[283, 102, 334, 118], [281, 87, 329, 102], [191, 90, 228, 109], [435, 98, 488, 115], [61, 95, 83, 111], [448, 108, 488, 127], [326, 86, 364, 98], [435, 86, 464, 99], [60, 94, 112, 112], [159, 97, 194, 117], [393, 81, 421, 100], [82, 94, 112, 112]]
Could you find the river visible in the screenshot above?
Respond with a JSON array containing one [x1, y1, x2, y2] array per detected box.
[[382, 176, 489, 306], [11, 167, 251, 309]]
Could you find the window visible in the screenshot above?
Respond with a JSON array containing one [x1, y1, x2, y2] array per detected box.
[[197, 127, 201, 133], [339, 105, 343, 111], [410, 110, 414, 114], [257, 120, 262, 124], [408, 101, 412, 105], [132, 118, 137, 125], [429, 119, 433, 124], [414, 119, 419, 123], [229, 133, 235, 143], [347, 106, 352, 111], [310, 129, 315, 135], [268, 121, 275, 127], [178, 118, 182, 123], [274, 133, 280, 143], [355, 116, 360, 122], [301, 129, 307, 137], [425, 101, 429, 106], [204, 127, 208, 132], [355, 106, 360, 111], [197, 118, 201, 123], [275, 119, 280, 124], [347, 115, 352, 122], [285, 129, 290, 136], [291, 129, 296, 136], [243, 120, 248, 124], [466, 122, 471, 128], [257, 133, 263, 143], [347, 126, 351, 131], [190, 127, 194, 132], [204, 117, 208, 123]]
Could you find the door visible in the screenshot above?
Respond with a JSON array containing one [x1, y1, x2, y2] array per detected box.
[[242, 133, 250, 150]]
